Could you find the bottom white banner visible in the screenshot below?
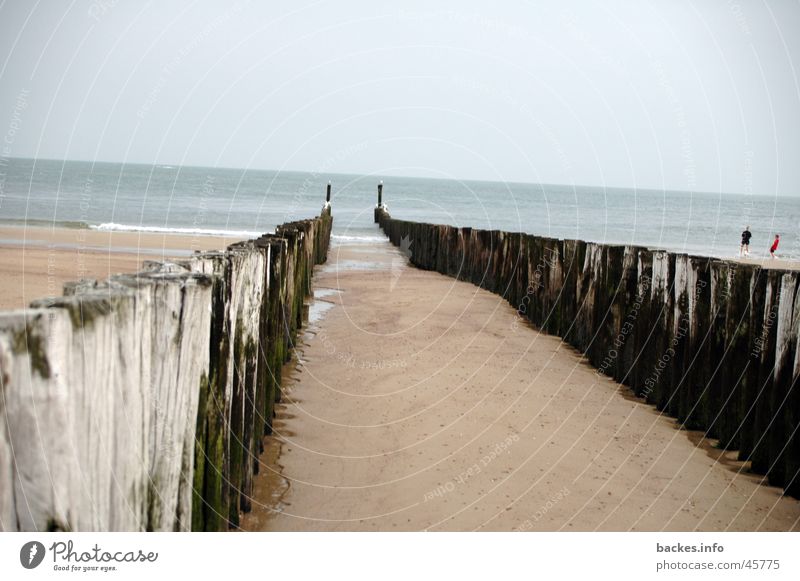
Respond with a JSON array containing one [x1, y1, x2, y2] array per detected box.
[[0, 532, 796, 580]]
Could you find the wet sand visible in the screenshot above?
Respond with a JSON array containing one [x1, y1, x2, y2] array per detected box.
[[241, 241, 800, 532], [730, 255, 800, 270], [0, 225, 246, 310]]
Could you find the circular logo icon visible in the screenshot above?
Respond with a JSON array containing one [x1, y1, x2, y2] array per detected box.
[[19, 541, 46, 569]]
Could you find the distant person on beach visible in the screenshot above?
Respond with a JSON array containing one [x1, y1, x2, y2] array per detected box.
[[770, 234, 780, 259], [740, 226, 752, 257]]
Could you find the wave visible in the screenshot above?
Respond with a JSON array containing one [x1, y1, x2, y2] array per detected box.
[[331, 234, 388, 243], [90, 222, 262, 238]]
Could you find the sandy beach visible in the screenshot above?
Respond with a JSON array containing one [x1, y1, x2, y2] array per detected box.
[[0, 225, 247, 310], [241, 241, 800, 532], [3, 224, 799, 531]]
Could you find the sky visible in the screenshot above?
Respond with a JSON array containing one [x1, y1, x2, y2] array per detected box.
[[0, 0, 799, 195]]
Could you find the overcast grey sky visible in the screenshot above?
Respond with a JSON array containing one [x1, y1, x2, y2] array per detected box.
[[1, 0, 799, 195]]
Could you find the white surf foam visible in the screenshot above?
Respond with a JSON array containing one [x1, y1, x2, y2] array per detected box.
[[90, 222, 262, 238]]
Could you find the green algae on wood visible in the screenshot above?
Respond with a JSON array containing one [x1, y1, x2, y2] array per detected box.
[[10, 325, 51, 379]]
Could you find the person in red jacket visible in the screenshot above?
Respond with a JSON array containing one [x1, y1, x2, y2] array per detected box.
[[770, 234, 780, 259]]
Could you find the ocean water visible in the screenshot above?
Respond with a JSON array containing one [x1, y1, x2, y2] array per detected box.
[[1, 157, 798, 260]]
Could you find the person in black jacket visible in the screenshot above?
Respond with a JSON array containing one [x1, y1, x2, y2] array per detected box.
[[740, 226, 752, 257]]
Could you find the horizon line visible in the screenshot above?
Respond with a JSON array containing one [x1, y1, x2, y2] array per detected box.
[[5, 154, 794, 199]]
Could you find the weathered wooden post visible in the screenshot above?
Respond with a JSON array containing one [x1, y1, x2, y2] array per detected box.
[[322, 181, 332, 216], [374, 180, 384, 223]]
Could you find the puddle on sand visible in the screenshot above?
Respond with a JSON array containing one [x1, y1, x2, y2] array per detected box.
[[241, 434, 290, 527], [322, 259, 393, 272], [306, 287, 339, 326], [314, 287, 340, 299], [241, 351, 305, 529]]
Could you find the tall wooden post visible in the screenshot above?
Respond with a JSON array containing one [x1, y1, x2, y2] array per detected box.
[[374, 181, 384, 223]]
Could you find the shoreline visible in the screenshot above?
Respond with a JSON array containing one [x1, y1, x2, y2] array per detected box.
[[0, 225, 248, 310], [4, 219, 800, 269]]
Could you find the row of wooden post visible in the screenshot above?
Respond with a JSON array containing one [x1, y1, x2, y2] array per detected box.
[[323, 180, 384, 206], [325, 180, 386, 222]]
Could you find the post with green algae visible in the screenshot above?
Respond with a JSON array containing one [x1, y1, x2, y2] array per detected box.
[[189, 211, 333, 531], [0, 209, 333, 533]]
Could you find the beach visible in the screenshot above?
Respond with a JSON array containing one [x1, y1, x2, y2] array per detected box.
[[241, 241, 800, 532], [0, 225, 247, 310], [3, 224, 800, 531]]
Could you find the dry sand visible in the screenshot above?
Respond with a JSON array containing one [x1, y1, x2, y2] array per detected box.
[[242, 241, 800, 532], [0, 225, 246, 310]]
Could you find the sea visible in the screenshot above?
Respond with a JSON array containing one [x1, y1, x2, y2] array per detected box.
[[1, 157, 798, 260]]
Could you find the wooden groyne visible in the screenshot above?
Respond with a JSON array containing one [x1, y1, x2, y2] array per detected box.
[[376, 207, 800, 498], [0, 209, 332, 531]]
